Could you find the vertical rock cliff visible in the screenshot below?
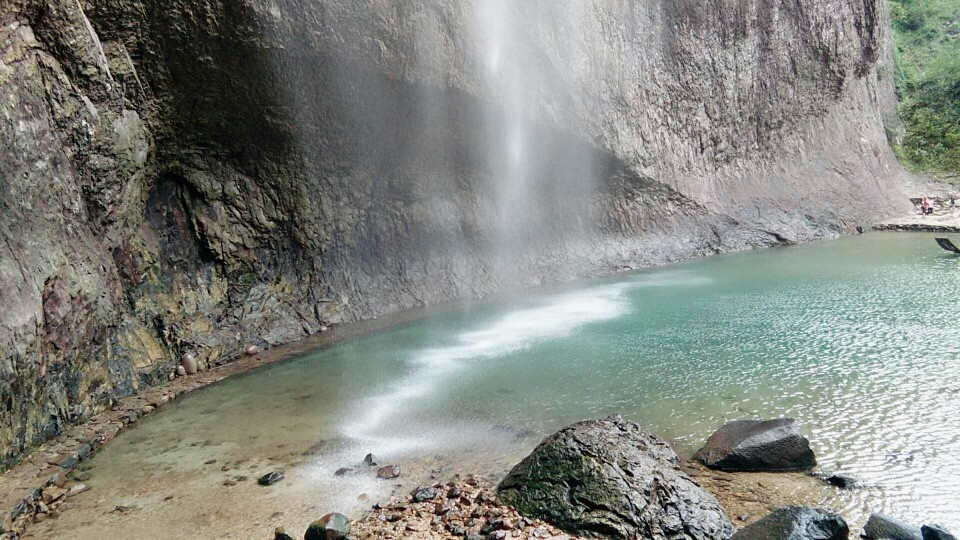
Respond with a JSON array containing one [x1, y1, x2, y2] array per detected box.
[[0, 0, 908, 467]]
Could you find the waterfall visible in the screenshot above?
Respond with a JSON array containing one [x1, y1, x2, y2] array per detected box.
[[470, 0, 601, 279]]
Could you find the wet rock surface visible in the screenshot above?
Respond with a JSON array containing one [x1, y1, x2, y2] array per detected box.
[[258, 471, 285, 486], [696, 419, 817, 472], [497, 416, 733, 539], [822, 474, 859, 489], [863, 513, 923, 540], [923, 524, 958, 540], [730, 506, 849, 540]]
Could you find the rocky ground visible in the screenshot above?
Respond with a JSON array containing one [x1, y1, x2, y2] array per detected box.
[[349, 477, 580, 540], [296, 469, 834, 540]]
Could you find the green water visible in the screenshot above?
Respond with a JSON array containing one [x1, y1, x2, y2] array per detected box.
[[42, 232, 960, 538]]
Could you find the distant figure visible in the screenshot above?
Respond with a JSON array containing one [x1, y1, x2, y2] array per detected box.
[[951, 195, 956, 207], [921, 196, 934, 215]]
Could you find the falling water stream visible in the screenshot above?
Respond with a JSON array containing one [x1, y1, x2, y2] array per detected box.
[[30, 232, 960, 539]]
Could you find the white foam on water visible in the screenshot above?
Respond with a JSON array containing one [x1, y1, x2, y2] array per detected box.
[[303, 271, 711, 510], [341, 283, 630, 443]]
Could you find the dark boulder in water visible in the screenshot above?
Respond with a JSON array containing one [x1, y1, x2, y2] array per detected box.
[[730, 506, 849, 540], [862, 513, 922, 540], [695, 419, 816, 472], [497, 415, 733, 539], [923, 524, 958, 540], [305, 513, 350, 540], [823, 473, 858, 489]]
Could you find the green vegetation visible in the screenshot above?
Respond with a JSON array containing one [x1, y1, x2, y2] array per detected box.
[[888, 0, 960, 174]]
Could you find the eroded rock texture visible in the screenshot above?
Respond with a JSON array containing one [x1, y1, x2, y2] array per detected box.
[[498, 416, 734, 539], [0, 0, 909, 466]]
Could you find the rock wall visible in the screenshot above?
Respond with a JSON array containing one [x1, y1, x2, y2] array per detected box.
[[0, 0, 909, 467]]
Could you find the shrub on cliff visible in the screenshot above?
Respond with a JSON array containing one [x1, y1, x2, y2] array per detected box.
[[889, 0, 960, 175]]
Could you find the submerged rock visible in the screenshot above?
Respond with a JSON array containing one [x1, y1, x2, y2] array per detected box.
[[305, 513, 350, 540], [923, 524, 958, 540], [497, 415, 733, 539], [730, 506, 848, 540], [695, 419, 816, 472], [377, 465, 400, 479], [257, 471, 284, 486], [823, 473, 858, 489], [862, 513, 922, 540]]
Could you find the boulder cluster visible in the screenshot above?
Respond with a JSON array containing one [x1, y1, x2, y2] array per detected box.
[[1, 472, 89, 537], [269, 416, 954, 540]]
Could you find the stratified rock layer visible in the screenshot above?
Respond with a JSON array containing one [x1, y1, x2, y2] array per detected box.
[[1, 0, 910, 466], [498, 416, 734, 539]]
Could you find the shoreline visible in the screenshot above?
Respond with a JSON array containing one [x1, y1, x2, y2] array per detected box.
[[0, 305, 840, 540], [2, 236, 747, 527], [0, 229, 924, 538], [0, 308, 438, 537], [873, 202, 960, 233]]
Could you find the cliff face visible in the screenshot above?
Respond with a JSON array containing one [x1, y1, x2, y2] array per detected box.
[[0, 0, 908, 467]]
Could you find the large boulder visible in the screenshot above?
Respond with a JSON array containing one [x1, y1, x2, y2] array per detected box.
[[497, 415, 734, 539], [862, 514, 922, 540], [695, 419, 816, 472], [730, 506, 849, 540]]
